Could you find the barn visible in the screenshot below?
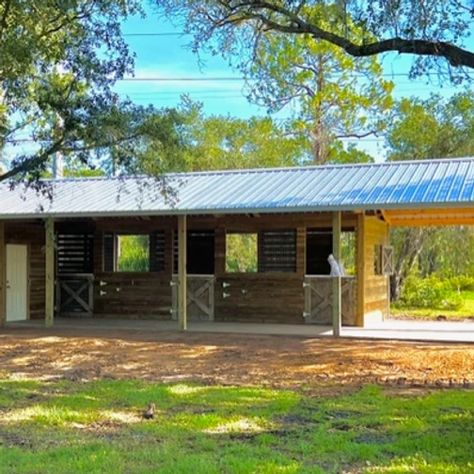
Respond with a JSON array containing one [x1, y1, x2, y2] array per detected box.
[[0, 157, 473, 334]]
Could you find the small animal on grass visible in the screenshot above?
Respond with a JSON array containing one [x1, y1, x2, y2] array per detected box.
[[143, 403, 156, 420]]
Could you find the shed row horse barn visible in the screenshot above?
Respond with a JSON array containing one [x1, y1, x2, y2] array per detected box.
[[0, 158, 473, 333]]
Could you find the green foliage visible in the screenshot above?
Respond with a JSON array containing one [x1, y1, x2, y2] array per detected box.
[[391, 290, 474, 320], [0, 1, 188, 182], [396, 275, 464, 311], [447, 275, 474, 292], [156, 1, 473, 80], [179, 98, 310, 170], [246, 4, 393, 163], [117, 235, 150, 272], [0, 380, 473, 473], [387, 93, 474, 161], [341, 232, 356, 275], [226, 234, 258, 272]]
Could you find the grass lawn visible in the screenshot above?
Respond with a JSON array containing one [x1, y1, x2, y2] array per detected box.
[[0, 380, 472, 473], [391, 291, 474, 321]]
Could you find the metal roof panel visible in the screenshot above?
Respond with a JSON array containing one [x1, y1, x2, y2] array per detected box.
[[0, 157, 473, 219]]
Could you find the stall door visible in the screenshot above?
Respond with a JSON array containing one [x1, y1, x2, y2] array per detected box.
[[6, 244, 28, 321]]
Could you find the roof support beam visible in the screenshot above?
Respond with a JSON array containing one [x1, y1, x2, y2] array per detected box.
[[178, 214, 187, 331], [45, 218, 55, 328], [332, 211, 342, 337]]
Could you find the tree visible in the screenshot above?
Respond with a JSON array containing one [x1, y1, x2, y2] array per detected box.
[[148, 98, 311, 171], [0, 0, 182, 184], [386, 92, 474, 299], [155, 1, 474, 77], [244, 4, 393, 163], [387, 93, 474, 160]]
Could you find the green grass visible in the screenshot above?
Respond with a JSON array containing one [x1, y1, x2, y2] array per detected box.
[[0, 380, 473, 473], [391, 291, 474, 320]]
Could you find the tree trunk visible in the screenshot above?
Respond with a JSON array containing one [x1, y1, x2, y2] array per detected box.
[[390, 227, 430, 301], [312, 54, 328, 165]]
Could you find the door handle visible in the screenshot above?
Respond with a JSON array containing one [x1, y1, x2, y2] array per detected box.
[[6, 281, 11, 290]]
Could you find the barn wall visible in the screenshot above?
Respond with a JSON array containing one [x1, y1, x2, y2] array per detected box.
[[93, 273, 172, 319], [1, 213, 358, 323], [357, 215, 389, 326], [5, 221, 45, 320], [90, 219, 173, 318], [215, 273, 305, 323], [87, 214, 352, 321]]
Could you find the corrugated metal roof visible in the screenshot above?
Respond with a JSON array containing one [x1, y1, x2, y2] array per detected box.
[[0, 157, 473, 219]]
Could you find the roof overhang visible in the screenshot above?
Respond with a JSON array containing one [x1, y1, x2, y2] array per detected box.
[[384, 207, 474, 227], [0, 202, 473, 223]]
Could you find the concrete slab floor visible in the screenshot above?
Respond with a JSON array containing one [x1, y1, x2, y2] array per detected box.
[[6, 318, 474, 343]]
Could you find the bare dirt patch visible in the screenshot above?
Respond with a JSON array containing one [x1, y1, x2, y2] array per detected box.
[[0, 327, 473, 392]]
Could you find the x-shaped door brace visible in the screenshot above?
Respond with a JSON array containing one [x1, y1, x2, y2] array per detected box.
[[187, 280, 212, 316], [60, 281, 92, 313]]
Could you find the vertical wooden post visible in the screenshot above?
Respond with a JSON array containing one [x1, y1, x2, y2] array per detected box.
[[214, 227, 226, 277], [356, 213, 366, 327], [332, 211, 341, 337], [178, 214, 187, 331], [0, 222, 6, 328], [385, 222, 390, 321], [45, 218, 55, 328], [296, 227, 306, 276]]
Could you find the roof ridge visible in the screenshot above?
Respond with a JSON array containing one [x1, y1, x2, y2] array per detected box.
[[37, 156, 474, 183]]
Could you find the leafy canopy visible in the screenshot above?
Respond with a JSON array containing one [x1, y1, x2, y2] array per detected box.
[[387, 92, 474, 161], [0, 0, 183, 183], [155, 1, 474, 78], [245, 4, 393, 163]]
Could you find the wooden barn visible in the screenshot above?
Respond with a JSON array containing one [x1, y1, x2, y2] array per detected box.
[[0, 158, 473, 334]]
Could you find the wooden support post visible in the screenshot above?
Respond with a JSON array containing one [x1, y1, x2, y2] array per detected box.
[[214, 227, 226, 277], [178, 214, 187, 331], [0, 222, 5, 328], [356, 214, 366, 327], [45, 218, 55, 328], [332, 211, 342, 337]]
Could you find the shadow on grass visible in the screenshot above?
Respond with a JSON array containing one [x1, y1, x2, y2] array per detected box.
[[0, 380, 473, 473]]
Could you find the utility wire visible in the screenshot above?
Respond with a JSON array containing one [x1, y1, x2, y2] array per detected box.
[[118, 74, 473, 82], [123, 32, 188, 36]]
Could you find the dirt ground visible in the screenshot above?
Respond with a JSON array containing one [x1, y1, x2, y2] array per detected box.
[[0, 327, 473, 392]]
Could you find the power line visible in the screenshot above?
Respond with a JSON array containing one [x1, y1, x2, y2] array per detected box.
[[119, 77, 244, 82], [118, 74, 473, 82], [123, 32, 188, 37]]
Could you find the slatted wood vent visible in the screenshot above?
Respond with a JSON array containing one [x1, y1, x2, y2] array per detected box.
[[258, 230, 296, 272], [56, 232, 94, 274], [56, 233, 94, 316]]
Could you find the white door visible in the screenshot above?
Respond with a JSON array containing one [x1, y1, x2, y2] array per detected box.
[[6, 244, 28, 322]]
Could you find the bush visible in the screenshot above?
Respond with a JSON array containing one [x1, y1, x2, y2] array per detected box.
[[446, 275, 474, 292], [397, 276, 464, 310]]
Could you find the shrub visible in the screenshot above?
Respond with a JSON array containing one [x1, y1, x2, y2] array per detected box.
[[397, 276, 464, 310], [446, 275, 474, 292]]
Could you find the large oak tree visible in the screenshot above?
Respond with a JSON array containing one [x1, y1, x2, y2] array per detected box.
[[155, 1, 474, 75], [0, 0, 184, 184]]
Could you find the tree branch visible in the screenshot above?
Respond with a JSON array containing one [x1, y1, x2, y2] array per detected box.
[[0, 140, 64, 182], [221, 1, 474, 69]]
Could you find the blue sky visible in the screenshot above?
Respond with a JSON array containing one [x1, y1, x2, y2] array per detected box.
[[116, 7, 474, 160]]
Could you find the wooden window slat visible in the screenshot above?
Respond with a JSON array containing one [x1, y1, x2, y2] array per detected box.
[[259, 230, 296, 273], [150, 231, 166, 272], [56, 232, 94, 274]]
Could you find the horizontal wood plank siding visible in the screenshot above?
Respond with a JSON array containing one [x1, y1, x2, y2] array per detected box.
[[94, 273, 172, 319], [215, 274, 304, 323]]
